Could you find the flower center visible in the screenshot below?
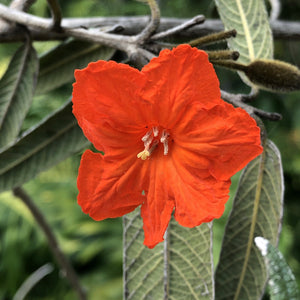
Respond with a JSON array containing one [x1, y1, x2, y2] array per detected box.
[[137, 126, 170, 160]]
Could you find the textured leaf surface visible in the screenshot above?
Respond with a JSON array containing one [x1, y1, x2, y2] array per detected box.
[[215, 0, 273, 63], [215, 140, 284, 300], [255, 237, 300, 300], [0, 101, 89, 192], [123, 209, 214, 300], [214, 0, 273, 85], [35, 40, 116, 95], [0, 42, 38, 148]]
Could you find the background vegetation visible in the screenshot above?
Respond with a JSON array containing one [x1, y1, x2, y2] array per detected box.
[[0, 0, 299, 299]]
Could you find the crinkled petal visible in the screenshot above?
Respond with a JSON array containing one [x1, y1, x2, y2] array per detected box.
[[141, 158, 175, 248], [168, 150, 231, 227], [173, 176, 231, 227], [174, 101, 263, 181], [72, 60, 150, 153], [141, 44, 222, 127], [78, 150, 147, 220]]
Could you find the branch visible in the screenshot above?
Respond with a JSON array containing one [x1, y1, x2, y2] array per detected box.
[[0, 5, 299, 42], [0, 0, 36, 31], [151, 14, 204, 40], [13, 187, 87, 300], [221, 90, 282, 121], [9, 0, 36, 11], [0, 3, 149, 58]]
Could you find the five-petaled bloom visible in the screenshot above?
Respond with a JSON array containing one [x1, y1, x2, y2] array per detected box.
[[72, 44, 263, 249]]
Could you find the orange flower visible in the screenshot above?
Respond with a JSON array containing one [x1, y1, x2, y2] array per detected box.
[[72, 44, 263, 249]]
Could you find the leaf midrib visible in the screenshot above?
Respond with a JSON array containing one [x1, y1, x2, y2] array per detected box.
[[0, 44, 30, 129], [235, 0, 255, 61], [233, 143, 267, 300], [0, 120, 77, 176], [38, 44, 102, 76]]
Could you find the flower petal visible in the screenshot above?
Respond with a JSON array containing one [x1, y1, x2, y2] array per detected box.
[[173, 175, 231, 227], [141, 158, 175, 248], [141, 44, 221, 127], [72, 60, 150, 153], [174, 101, 263, 181], [167, 150, 231, 227], [77, 150, 146, 220]]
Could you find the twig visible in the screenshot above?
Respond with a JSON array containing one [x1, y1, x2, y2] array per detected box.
[[13, 263, 54, 300], [9, 0, 36, 11], [0, 3, 51, 30], [135, 0, 160, 43], [151, 14, 204, 40], [46, 0, 62, 30], [269, 0, 281, 22], [221, 90, 282, 121], [13, 187, 87, 300], [0, 0, 36, 30]]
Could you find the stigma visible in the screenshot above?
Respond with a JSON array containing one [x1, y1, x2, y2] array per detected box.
[[137, 126, 170, 160]]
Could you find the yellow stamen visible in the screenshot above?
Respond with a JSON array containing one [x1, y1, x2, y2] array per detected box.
[[137, 149, 150, 160]]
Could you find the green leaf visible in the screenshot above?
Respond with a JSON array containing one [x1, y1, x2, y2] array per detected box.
[[0, 100, 89, 192], [0, 41, 39, 148], [215, 140, 284, 300], [214, 0, 273, 85], [255, 237, 300, 300], [123, 209, 214, 300], [35, 39, 116, 95]]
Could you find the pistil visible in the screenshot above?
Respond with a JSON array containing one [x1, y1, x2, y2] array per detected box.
[[137, 127, 170, 160]]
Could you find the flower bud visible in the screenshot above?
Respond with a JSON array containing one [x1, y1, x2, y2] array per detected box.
[[245, 59, 300, 92]]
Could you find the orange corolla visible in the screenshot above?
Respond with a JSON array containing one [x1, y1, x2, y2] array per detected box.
[[72, 44, 263, 248]]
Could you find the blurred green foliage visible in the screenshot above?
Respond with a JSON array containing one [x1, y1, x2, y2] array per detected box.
[[0, 0, 299, 299]]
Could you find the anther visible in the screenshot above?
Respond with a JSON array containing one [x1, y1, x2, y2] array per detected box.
[[141, 130, 152, 143], [153, 127, 159, 137], [144, 136, 153, 148], [160, 130, 170, 155]]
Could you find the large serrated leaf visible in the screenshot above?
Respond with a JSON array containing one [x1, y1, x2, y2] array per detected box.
[[215, 140, 284, 300], [255, 237, 300, 300], [35, 40, 116, 95], [0, 41, 39, 148], [123, 209, 214, 300], [0, 100, 89, 192], [214, 0, 273, 85]]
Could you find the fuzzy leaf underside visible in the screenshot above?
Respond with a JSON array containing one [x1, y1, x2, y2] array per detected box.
[[35, 39, 116, 95], [0, 101, 89, 192], [123, 209, 214, 300], [0, 42, 39, 148], [215, 140, 284, 300], [214, 0, 273, 85]]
